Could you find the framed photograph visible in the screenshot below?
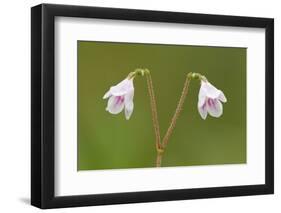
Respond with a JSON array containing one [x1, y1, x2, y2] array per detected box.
[[31, 3, 274, 209]]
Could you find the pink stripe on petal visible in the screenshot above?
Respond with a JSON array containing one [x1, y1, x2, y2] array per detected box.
[[207, 99, 223, 117], [207, 98, 212, 106], [115, 96, 124, 106], [202, 102, 207, 110]]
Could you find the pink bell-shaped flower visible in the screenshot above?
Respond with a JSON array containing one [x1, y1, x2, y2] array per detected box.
[[103, 78, 134, 120], [198, 81, 227, 120]]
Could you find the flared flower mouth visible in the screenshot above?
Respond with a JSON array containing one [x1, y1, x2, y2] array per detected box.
[[103, 78, 134, 120], [198, 81, 227, 120]]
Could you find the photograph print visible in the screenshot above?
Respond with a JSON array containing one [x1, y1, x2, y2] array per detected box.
[[77, 41, 246, 170]]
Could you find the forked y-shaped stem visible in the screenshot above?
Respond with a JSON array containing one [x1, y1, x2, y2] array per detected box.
[[129, 70, 204, 167]]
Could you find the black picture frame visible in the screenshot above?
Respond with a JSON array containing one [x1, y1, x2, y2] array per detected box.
[[31, 3, 274, 209]]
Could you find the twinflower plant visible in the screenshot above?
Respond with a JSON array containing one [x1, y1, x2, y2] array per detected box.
[[103, 69, 227, 167]]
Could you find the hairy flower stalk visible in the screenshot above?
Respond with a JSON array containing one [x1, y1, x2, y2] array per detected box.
[[157, 73, 226, 166], [156, 73, 193, 167], [162, 73, 192, 149], [162, 72, 208, 148], [129, 69, 162, 153], [145, 71, 162, 152]]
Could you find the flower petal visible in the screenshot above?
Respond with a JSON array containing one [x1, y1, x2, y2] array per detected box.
[[201, 81, 221, 99], [198, 84, 207, 108], [110, 79, 134, 96], [218, 91, 227, 103], [124, 89, 134, 105], [106, 95, 125, 114], [124, 89, 134, 120], [125, 101, 134, 120], [198, 104, 208, 120], [103, 90, 111, 99], [206, 98, 223, 118]]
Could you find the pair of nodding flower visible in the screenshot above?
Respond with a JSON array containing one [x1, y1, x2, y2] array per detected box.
[[103, 71, 227, 120]]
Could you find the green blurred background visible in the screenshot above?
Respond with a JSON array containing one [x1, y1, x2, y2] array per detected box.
[[78, 41, 246, 170]]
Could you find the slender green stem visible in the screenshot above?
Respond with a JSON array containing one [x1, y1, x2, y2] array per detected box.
[[130, 69, 162, 162], [157, 72, 206, 166], [162, 73, 193, 149], [144, 69, 162, 151], [156, 150, 163, 167]]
